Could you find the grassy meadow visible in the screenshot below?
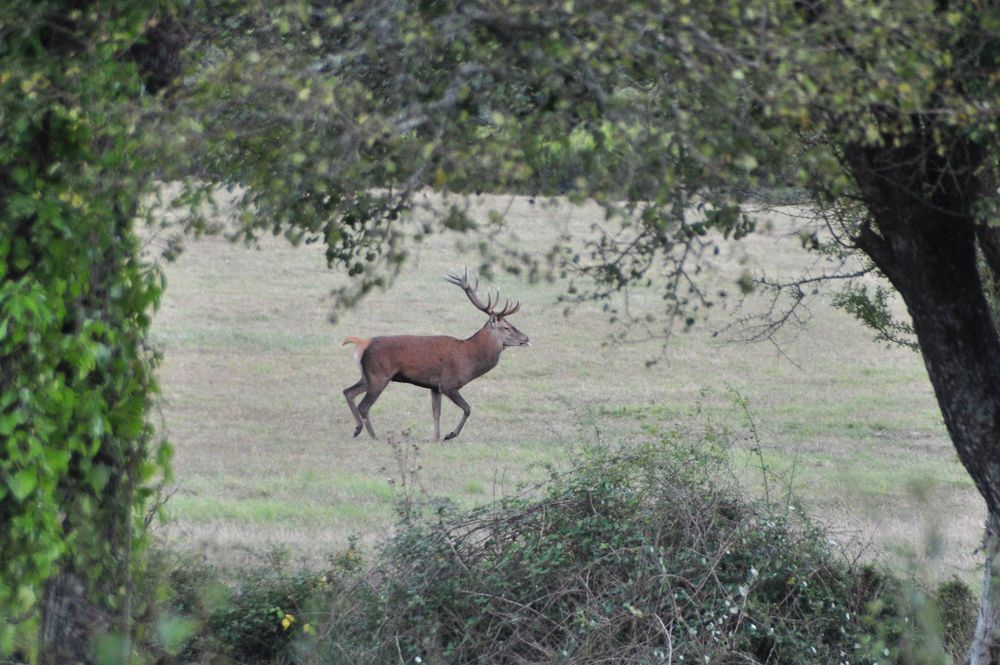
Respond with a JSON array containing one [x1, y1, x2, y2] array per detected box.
[[149, 192, 981, 582]]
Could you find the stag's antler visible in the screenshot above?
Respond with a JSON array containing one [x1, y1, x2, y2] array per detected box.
[[442, 268, 520, 318], [492, 296, 520, 318]]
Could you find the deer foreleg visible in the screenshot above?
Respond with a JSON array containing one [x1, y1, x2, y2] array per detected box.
[[431, 389, 442, 442], [442, 389, 471, 441], [343, 379, 367, 437]]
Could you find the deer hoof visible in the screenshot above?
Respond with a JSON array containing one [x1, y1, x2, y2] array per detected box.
[[353, 425, 363, 438], [444, 431, 458, 441]]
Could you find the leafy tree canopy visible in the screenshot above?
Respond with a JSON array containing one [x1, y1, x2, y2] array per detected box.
[[175, 0, 998, 332]]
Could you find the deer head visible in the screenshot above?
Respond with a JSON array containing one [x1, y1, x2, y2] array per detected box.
[[443, 268, 530, 348]]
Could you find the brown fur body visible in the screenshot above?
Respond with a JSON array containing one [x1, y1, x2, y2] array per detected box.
[[341, 277, 529, 442], [359, 330, 502, 391]]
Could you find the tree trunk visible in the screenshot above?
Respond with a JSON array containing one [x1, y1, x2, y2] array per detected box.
[[843, 137, 1000, 661], [970, 511, 1000, 665], [38, 572, 111, 665], [27, 14, 185, 664], [857, 198, 1000, 521]]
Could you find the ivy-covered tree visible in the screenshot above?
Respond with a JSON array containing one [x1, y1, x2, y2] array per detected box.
[[177, 2, 1000, 661], [0, 2, 181, 662]]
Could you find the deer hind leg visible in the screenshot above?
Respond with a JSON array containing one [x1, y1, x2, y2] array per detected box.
[[343, 378, 367, 437], [356, 374, 389, 440], [431, 389, 442, 442], [442, 389, 471, 441]]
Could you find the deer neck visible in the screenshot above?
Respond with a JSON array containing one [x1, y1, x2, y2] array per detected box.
[[467, 324, 503, 374]]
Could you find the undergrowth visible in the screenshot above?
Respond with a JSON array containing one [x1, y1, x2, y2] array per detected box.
[[145, 431, 974, 664]]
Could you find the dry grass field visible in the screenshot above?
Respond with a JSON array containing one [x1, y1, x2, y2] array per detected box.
[[149, 192, 982, 583]]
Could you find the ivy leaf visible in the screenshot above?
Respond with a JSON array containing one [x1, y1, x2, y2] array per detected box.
[[43, 447, 71, 474], [8, 469, 38, 501]]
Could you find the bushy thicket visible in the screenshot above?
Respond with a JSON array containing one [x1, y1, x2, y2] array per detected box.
[[142, 548, 351, 663], [152, 438, 974, 664]]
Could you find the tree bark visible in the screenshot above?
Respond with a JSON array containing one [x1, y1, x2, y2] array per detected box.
[[38, 572, 111, 665], [843, 136, 1000, 662], [970, 511, 1000, 665]]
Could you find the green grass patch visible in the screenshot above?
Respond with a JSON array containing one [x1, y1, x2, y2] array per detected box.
[[731, 447, 973, 502], [180, 471, 398, 503], [462, 480, 486, 495], [151, 327, 330, 352], [167, 494, 396, 527], [594, 403, 682, 421]]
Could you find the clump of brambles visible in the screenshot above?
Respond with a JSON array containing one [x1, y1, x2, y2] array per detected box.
[[324, 438, 973, 664], [152, 436, 975, 664]]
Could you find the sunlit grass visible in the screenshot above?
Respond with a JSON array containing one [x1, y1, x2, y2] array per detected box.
[[151, 193, 980, 577]]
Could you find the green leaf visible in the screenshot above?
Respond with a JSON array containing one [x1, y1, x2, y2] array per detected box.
[[43, 447, 71, 474], [15, 585, 36, 611], [156, 615, 198, 656], [90, 412, 105, 438], [0, 411, 20, 435], [8, 469, 38, 501], [88, 464, 111, 493], [735, 153, 758, 172]]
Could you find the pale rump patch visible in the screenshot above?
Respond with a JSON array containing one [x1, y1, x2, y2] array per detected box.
[[341, 336, 370, 368]]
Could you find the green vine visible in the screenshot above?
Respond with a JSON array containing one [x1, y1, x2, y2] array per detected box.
[[0, 1, 173, 652]]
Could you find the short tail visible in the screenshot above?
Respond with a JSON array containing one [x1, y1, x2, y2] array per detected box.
[[342, 336, 370, 367]]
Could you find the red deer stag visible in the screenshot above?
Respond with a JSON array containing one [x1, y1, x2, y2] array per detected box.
[[342, 269, 530, 441]]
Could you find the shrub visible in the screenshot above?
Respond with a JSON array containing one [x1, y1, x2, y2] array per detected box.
[[332, 438, 906, 664], [195, 550, 326, 663], [937, 577, 977, 662], [144, 434, 977, 664], [144, 548, 340, 664]]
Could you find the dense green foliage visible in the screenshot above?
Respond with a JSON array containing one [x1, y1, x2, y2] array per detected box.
[[177, 1, 999, 331], [0, 1, 173, 652], [153, 551, 322, 663], [150, 440, 974, 664]]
